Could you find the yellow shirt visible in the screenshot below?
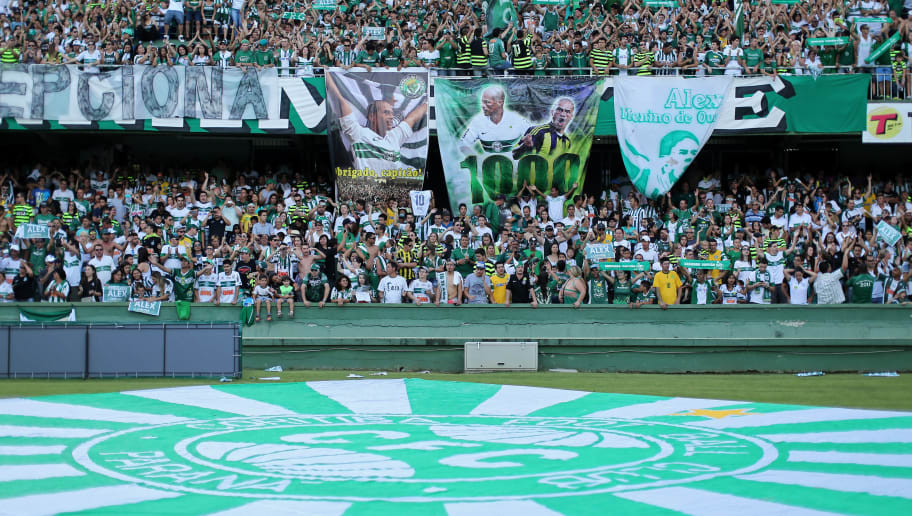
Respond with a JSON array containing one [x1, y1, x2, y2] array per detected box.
[[240, 213, 255, 234], [490, 273, 510, 304], [706, 249, 724, 281], [653, 270, 682, 305]]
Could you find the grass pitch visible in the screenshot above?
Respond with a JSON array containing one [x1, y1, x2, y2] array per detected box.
[[0, 370, 908, 411]]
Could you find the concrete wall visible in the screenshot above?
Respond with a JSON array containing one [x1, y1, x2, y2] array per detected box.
[[3, 303, 909, 373]]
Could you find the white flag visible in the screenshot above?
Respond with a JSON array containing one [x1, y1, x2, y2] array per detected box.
[[410, 190, 432, 218], [614, 76, 733, 199]]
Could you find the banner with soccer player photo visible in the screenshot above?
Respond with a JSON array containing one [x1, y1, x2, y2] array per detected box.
[[325, 69, 429, 205], [434, 78, 603, 213]]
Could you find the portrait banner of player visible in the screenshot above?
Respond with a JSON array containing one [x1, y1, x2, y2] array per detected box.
[[325, 69, 430, 205], [435, 78, 604, 213], [613, 76, 733, 200]]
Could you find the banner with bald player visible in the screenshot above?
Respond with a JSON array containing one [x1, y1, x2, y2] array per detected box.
[[325, 69, 429, 205], [434, 78, 603, 213]]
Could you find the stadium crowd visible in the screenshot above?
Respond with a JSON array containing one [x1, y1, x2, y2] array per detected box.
[[0, 162, 910, 315], [1, 0, 911, 93]]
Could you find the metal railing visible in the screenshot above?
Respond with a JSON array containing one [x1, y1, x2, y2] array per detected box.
[[275, 64, 910, 101]]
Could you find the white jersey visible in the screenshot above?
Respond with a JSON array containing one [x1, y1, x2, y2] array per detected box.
[[196, 273, 219, 303], [408, 279, 434, 303], [161, 244, 187, 270], [217, 271, 241, 303], [340, 112, 414, 175], [460, 110, 532, 154], [88, 255, 115, 285], [63, 250, 82, 287]]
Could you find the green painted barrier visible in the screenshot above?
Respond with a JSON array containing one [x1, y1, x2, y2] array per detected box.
[[1, 303, 909, 373]]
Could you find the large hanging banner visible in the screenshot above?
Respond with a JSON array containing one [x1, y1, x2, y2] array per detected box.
[[0, 65, 279, 121], [435, 78, 603, 212], [614, 76, 733, 199], [325, 69, 429, 204]]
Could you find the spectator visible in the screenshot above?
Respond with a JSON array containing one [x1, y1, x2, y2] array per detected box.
[[378, 263, 408, 304], [79, 265, 103, 302], [252, 274, 274, 322]]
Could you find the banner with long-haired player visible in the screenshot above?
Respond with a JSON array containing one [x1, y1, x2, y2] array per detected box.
[[434, 78, 603, 213], [325, 69, 429, 204]]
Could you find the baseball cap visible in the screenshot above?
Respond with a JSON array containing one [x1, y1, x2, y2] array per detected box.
[[641, 236, 650, 242], [45, 255, 56, 263], [179, 255, 190, 261], [240, 247, 250, 253], [475, 262, 486, 269], [9, 244, 19, 251], [259, 39, 268, 46], [241, 39, 250, 45], [311, 264, 321, 271]]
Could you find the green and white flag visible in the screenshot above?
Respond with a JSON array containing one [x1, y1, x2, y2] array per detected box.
[[485, 0, 519, 30], [362, 27, 386, 41], [15, 223, 51, 239], [806, 37, 851, 47], [865, 31, 901, 64], [128, 300, 161, 316], [19, 307, 75, 322], [734, 1, 744, 37], [614, 76, 733, 199], [102, 284, 131, 303], [435, 78, 603, 213], [599, 261, 651, 271], [876, 220, 902, 246], [312, 0, 337, 10], [584, 243, 615, 261], [436, 271, 448, 303], [678, 259, 733, 270]]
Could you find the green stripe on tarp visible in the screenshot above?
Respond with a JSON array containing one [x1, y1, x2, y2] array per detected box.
[[19, 306, 75, 322]]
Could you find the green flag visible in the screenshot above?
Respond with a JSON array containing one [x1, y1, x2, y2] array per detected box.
[[865, 31, 901, 63], [485, 0, 519, 31], [734, 2, 744, 38]]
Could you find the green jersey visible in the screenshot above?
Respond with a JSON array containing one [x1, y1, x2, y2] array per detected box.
[[847, 273, 874, 304], [488, 38, 507, 68], [588, 278, 610, 304], [743, 48, 763, 68], [548, 49, 568, 75], [612, 279, 632, 305], [451, 246, 474, 276], [357, 50, 381, 66], [381, 48, 402, 67], [254, 49, 273, 66], [234, 49, 254, 64], [704, 51, 724, 74], [171, 268, 196, 302], [304, 273, 329, 302], [437, 40, 456, 67], [570, 51, 588, 75]]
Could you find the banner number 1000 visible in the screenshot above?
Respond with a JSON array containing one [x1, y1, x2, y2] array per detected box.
[[460, 152, 582, 204]]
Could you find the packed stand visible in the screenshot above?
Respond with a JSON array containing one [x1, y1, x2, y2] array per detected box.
[[1, 1, 911, 94], [1, 163, 910, 311]]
